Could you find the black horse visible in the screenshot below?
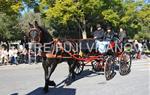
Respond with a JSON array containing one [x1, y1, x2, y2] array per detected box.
[[28, 21, 77, 93]]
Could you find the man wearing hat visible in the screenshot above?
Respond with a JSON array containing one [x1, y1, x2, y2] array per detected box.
[[104, 26, 115, 41], [93, 24, 104, 40]]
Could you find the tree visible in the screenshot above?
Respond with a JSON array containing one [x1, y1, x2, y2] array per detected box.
[[136, 4, 150, 33], [0, 13, 23, 41], [43, 0, 106, 39], [0, 0, 23, 15], [1, 0, 149, 40], [19, 11, 43, 34], [0, 0, 23, 41], [134, 3, 150, 40]]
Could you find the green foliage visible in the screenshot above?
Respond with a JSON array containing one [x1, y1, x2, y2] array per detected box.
[[43, 0, 149, 39], [0, 0, 23, 15], [19, 11, 43, 34], [44, 0, 106, 38], [0, 0, 149, 40], [46, 0, 81, 24], [102, 9, 120, 27], [136, 4, 150, 31], [134, 32, 150, 40], [0, 13, 23, 41], [0, 0, 24, 41]]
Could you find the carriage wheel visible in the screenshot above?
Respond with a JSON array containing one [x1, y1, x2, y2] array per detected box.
[[91, 60, 104, 72], [104, 56, 116, 81], [74, 61, 84, 75], [119, 52, 132, 76]]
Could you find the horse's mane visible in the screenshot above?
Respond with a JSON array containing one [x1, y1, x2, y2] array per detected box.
[[37, 25, 53, 43]]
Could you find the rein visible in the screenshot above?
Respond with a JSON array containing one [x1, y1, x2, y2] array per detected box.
[[50, 40, 105, 62]]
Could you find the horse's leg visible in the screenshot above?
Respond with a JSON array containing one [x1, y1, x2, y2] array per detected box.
[[46, 58, 58, 86], [69, 60, 76, 80], [42, 58, 57, 92], [42, 58, 49, 92], [65, 59, 76, 85]]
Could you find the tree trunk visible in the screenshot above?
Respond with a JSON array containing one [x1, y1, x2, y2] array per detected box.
[[82, 19, 87, 39], [82, 30, 87, 39], [76, 17, 87, 39]]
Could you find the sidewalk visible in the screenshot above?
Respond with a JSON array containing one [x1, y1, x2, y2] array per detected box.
[[132, 57, 150, 64], [0, 63, 42, 70]]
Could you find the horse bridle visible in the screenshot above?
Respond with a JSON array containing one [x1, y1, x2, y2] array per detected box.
[[29, 28, 41, 42]]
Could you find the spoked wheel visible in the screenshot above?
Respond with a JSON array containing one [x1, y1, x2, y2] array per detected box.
[[119, 52, 132, 76], [104, 56, 116, 81], [91, 60, 104, 72], [74, 61, 84, 75]]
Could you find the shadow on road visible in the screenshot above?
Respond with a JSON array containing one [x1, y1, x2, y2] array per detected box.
[[26, 87, 76, 95], [11, 67, 118, 95], [56, 69, 103, 87]]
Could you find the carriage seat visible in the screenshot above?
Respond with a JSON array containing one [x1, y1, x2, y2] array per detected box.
[[79, 39, 97, 54]]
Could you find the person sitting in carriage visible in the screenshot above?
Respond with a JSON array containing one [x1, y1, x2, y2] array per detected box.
[[118, 27, 127, 42], [92, 24, 105, 53], [93, 24, 105, 40], [93, 25, 115, 54]]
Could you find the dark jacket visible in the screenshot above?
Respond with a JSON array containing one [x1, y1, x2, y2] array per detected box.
[[104, 31, 114, 41], [92, 29, 104, 40], [119, 31, 126, 41]]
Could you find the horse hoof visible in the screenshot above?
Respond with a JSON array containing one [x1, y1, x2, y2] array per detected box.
[[48, 81, 56, 87]]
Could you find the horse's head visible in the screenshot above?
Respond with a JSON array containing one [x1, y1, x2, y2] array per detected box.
[[28, 21, 53, 44], [28, 21, 43, 43]]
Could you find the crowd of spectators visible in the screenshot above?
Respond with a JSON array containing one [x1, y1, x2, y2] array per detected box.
[[128, 39, 150, 59], [0, 40, 42, 66]]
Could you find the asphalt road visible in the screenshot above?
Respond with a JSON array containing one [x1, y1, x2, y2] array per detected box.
[[0, 59, 150, 95]]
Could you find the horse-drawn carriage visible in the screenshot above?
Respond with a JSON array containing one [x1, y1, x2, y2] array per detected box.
[[45, 38, 132, 80], [28, 21, 132, 92]]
